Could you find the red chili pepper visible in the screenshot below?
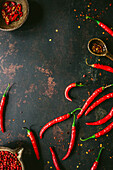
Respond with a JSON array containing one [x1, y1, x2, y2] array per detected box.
[[86, 16, 113, 36], [10, 13, 19, 22], [23, 127, 40, 160], [85, 92, 113, 116], [65, 83, 84, 101], [91, 147, 105, 170], [0, 83, 10, 133], [86, 107, 113, 126], [80, 122, 113, 141], [77, 84, 113, 119], [2, 2, 10, 8], [62, 114, 76, 160], [86, 59, 113, 73], [39, 108, 81, 139], [5, 15, 10, 25], [16, 4, 22, 12], [49, 147, 60, 170]]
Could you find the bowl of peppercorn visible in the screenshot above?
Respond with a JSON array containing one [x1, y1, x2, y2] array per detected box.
[[0, 0, 29, 31], [0, 146, 24, 169]]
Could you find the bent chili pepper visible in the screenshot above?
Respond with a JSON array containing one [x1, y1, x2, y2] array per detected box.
[[86, 59, 113, 73], [23, 127, 40, 160], [86, 107, 113, 126], [62, 114, 76, 160], [49, 147, 60, 170], [91, 147, 105, 170], [80, 122, 113, 141], [65, 83, 84, 101], [39, 108, 81, 139], [86, 16, 113, 37], [77, 84, 113, 119], [0, 83, 10, 133], [85, 92, 113, 116]]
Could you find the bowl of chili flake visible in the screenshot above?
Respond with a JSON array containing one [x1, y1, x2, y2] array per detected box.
[[0, 0, 29, 31], [0, 146, 24, 169]]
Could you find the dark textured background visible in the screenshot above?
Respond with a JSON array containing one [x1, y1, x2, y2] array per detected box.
[[0, 0, 113, 169]]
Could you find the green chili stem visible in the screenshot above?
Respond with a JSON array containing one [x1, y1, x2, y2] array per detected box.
[[80, 134, 95, 141], [71, 108, 82, 114], [86, 16, 100, 25], [96, 147, 105, 162], [76, 84, 84, 87], [3, 83, 10, 97], [72, 114, 76, 127], [22, 127, 31, 133]]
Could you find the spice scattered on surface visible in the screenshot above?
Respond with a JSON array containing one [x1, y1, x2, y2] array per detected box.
[[23, 120, 26, 123], [78, 26, 80, 29], [106, 134, 108, 137], [102, 32, 105, 34], [50, 166, 53, 169], [95, 139, 97, 141], [86, 152, 88, 154], [47, 161, 50, 164], [55, 29, 59, 32], [49, 39, 52, 42], [100, 144, 103, 147], [77, 165, 79, 168]]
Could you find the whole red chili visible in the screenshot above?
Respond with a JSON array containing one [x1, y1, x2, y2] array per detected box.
[[23, 127, 40, 160], [49, 147, 60, 170], [39, 108, 81, 139], [86, 16, 113, 36], [0, 83, 10, 133], [91, 147, 105, 170], [86, 59, 113, 73], [62, 114, 76, 160], [77, 84, 113, 119], [85, 92, 113, 116], [65, 83, 84, 101], [86, 107, 113, 126], [80, 122, 113, 141]]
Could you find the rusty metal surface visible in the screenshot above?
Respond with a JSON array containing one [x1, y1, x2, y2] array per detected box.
[[0, 0, 113, 169]]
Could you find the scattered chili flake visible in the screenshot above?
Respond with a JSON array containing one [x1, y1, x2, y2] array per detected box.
[[47, 161, 50, 164], [83, 74, 86, 77], [110, 156, 112, 159], [49, 39, 52, 42], [106, 134, 108, 137], [106, 38, 108, 40], [50, 166, 53, 169], [77, 165, 79, 168], [12, 119, 15, 121], [23, 120, 26, 123], [76, 15, 78, 17], [54, 137, 56, 139], [102, 32, 105, 34], [99, 72, 102, 76], [100, 144, 103, 147], [86, 152, 88, 154], [106, 7, 108, 10], [88, 91, 90, 96], [74, 9, 76, 11], [83, 99, 85, 102], [80, 144, 83, 146], [87, 5, 90, 7], [78, 26, 80, 29], [55, 29, 58, 32], [78, 144, 80, 146], [95, 139, 97, 141], [109, 3, 112, 6], [94, 9, 97, 11], [80, 14, 82, 16]]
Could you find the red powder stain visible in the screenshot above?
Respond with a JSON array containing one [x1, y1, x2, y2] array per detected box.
[[17, 133, 26, 140], [17, 98, 22, 107], [25, 84, 37, 94], [43, 77, 56, 98], [0, 63, 23, 79], [35, 66, 52, 76], [53, 125, 64, 142]]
